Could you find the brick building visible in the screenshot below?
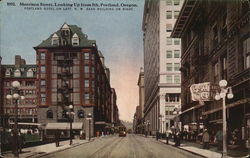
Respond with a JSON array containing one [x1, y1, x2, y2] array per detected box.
[[34, 23, 116, 138], [2, 56, 37, 123], [172, 0, 249, 146]]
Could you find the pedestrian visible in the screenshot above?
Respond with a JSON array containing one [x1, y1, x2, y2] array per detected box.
[[215, 129, 223, 150], [202, 129, 210, 149], [175, 132, 181, 146], [166, 130, 169, 144], [55, 129, 60, 147]]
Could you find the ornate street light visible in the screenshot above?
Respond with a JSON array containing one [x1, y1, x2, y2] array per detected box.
[[66, 105, 74, 145], [86, 113, 92, 141], [6, 81, 25, 158], [214, 80, 234, 158]]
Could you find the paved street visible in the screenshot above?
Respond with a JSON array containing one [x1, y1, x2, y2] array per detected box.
[[46, 134, 202, 158]]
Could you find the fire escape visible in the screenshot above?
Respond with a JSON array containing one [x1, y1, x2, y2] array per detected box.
[[57, 55, 73, 122]]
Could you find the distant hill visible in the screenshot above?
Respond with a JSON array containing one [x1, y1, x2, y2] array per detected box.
[[121, 120, 133, 130]]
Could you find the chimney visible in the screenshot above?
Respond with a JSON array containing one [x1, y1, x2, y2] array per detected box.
[[15, 55, 21, 68], [21, 59, 26, 66]]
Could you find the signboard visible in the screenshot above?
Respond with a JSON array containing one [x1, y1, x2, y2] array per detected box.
[[190, 82, 219, 101]]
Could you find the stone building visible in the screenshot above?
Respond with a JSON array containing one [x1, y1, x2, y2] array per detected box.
[[142, 0, 183, 135], [172, 0, 249, 146], [34, 23, 116, 138]]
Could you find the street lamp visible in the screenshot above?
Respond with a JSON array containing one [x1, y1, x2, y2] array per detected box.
[[6, 81, 25, 158], [214, 80, 234, 158], [86, 113, 92, 141], [66, 105, 74, 145]]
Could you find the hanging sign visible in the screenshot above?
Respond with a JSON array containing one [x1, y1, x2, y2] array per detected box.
[[190, 82, 219, 101]]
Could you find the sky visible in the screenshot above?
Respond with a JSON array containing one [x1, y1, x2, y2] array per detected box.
[[0, 0, 145, 121]]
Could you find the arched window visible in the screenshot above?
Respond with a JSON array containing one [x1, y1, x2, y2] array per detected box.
[[47, 110, 53, 119], [14, 69, 21, 77], [27, 69, 33, 77]]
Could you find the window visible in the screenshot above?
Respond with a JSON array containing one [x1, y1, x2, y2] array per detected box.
[[14, 69, 21, 77], [174, 63, 180, 71], [212, 23, 218, 46], [166, 11, 172, 19], [174, 11, 180, 19], [72, 38, 79, 46], [84, 80, 89, 88], [166, 24, 172, 32], [41, 53, 46, 60], [51, 33, 59, 45], [243, 38, 250, 69], [41, 66, 46, 73], [214, 61, 219, 82], [167, 38, 172, 45], [72, 33, 79, 46], [47, 110, 53, 119], [174, 75, 180, 83], [84, 65, 89, 73], [27, 69, 33, 77], [84, 93, 90, 104], [40, 80, 46, 87], [41, 94, 46, 102], [166, 51, 172, 58], [91, 67, 95, 73], [166, 0, 172, 5], [165, 94, 180, 102], [92, 80, 95, 88], [166, 63, 172, 71], [174, 50, 180, 58], [5, 69, 11, 77], [84, 53, 90, 60], [166, 75, 172, 83], [173, 0, 180, 5], [221, 55, 227, 80], [174, 39, 180, 45]]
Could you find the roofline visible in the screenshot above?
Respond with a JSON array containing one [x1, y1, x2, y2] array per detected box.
[[171, 0, 198, 38]]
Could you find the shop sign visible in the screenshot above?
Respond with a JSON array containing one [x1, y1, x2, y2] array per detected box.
[[190, 82, 219, 101]]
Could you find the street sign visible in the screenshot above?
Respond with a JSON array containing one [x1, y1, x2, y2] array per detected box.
[[190, 82, 220, 101]]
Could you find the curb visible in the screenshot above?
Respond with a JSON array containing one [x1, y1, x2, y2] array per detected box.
[[32, 139, 94, 158]]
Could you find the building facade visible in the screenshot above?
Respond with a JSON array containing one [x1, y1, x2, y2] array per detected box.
[[34, 23, 116, 138], [142, 0, 183, 135], [2, 56, 37, 123], [172, 0, 250, 146]]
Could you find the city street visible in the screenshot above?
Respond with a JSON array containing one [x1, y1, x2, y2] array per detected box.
[[46, 134, 202, 158]]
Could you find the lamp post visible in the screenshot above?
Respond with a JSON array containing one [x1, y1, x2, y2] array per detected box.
[[66, 105, 74, 145], [6, 81, 25, 158], [87, 113, 92, 141], [214, 80, 234, 158]]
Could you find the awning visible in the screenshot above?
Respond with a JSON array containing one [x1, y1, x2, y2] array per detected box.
[[45, 122, 83, 130]]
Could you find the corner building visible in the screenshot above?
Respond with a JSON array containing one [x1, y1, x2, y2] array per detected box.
[[34, 23, 113, 138]]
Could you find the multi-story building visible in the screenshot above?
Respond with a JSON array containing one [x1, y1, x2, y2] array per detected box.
[[142, 0, 183, 135], [34, 23, 115, 138], [172, 0, 249, 146], [2, 56, 37, 123], [135, 68, 145, 133], [111, 88, 120, 127]]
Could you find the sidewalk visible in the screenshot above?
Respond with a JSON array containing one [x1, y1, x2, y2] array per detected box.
[[157, 138, 249, 158], [2, 138, 92, 158]]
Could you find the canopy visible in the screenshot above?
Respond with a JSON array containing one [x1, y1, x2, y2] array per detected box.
[[45, 122, 83, 130]]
